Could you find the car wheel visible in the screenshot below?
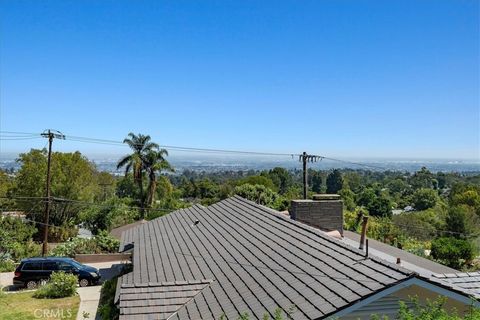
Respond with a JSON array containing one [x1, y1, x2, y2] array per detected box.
[[79, 278, 89, 287], [26, 280, 38, 290]]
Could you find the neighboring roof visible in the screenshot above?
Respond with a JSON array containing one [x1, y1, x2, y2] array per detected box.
[[430, 273, 480, 300], [111, 220, 147, 240], [342, 230, 457, 276], [117, 196, 414, 320]]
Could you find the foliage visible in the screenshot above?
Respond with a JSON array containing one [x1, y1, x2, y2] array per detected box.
[[357, 188, 393, 217], [97, 277, 120, 320], [431, 237, 476, 269], [344, 207, 367, 231], [0, 216, 40, 261], [12, 149, 99, 240], [0, 259, 16, 272], [412, 188, 439, 210], [95, 230, 121, 252], [393, 209, 444, 241], [238, 175, 277, 191], [79, 198, 139, 234], [409, 167, 436, 189], [339, 187, 356, 211], [401, 238, 431, 258], [326, 169, 343, 194], [34, 271, 78, 299], [233, 184, 288, 211], [51, 232, 120, 257], [267, 167, 294, 194], [117, 132, 171, 218], [366, 216, 401, 245]]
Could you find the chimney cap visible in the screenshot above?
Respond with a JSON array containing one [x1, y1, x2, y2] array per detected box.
[[312, 194, 341, 201]]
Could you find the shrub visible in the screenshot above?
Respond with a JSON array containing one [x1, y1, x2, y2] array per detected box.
[[34, 271, 77, 299], [97, 278, 120, 320], [51, 232, 120, 257], [431, 237, 476, 269], [0, 259, 16, 272], [95, 231, 120, 253]]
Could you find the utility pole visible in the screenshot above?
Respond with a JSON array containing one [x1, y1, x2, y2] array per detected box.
[[41, 129, 65, 256], [302, 152, 307, 199], [299, 152, 323, 199]]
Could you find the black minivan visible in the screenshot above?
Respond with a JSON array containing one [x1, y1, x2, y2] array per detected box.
[[13, 257, 101, 289]]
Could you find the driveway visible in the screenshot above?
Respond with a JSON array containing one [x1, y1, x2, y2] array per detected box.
[[76, 261, 126, 320], [0, 271, 14, 290]]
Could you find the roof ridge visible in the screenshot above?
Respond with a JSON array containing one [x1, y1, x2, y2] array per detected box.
[[121, 279, 214, 288], [230, 196, 414, 276]]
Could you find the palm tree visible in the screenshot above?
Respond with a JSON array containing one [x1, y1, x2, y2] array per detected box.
[[117, 133, 159, 214], [144, 149, 172, 209]]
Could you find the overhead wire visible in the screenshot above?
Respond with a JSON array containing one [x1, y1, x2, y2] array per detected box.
[[1, 131, 397, 170]]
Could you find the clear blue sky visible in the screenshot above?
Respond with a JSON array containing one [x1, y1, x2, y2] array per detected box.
[[1, 0, 478, 159]]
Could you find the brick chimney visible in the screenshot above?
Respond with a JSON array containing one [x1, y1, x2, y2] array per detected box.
[[290, 194, 343, 235]]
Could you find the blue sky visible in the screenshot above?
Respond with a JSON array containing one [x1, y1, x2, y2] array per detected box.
[[1, 0, 478, 159]]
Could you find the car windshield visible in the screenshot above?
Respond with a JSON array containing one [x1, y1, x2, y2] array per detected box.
[[69, 260, 84, 269]]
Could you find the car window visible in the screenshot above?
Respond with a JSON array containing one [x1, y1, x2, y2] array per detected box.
[[42, 261, 58, 271], [22, 262, 42, 270], [58, 262, 75, 271]]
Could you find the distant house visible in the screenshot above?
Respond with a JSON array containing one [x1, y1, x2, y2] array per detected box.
[[116, 196, 479, 320]]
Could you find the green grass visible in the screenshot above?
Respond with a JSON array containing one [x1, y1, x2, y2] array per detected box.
[[0, 290, 79, 320]]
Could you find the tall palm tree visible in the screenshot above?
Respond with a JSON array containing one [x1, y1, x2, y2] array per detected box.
[[144, 149, 172, 209], [117, 133, 159, 214]]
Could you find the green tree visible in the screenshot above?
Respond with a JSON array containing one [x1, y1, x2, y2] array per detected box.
[[267, 167, 293, 194], [451, 189, 480, 215], [339, 187, 355, 211], [357, 188, 393, 217], [143, 149, 172, 209], [326, 169, 343, 194], [117, 133, 159, 215], [234, 184, 287, 211], [431, 237, 475, 269], [412, 188, 439, 210], [79, 198, 139, 234], [308, 170, 323, 193], [238, 175, 276, 191], [13, 149, 98, 232], [410, 167, 435, 189]]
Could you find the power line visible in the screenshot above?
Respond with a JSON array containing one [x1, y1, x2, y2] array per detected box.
[[0, 130, 407, 171], [0, 196, 177, 213]]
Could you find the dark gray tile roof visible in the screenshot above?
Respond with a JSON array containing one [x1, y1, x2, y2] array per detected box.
[[118, 196, 414, 319], [430, 272, 480, 299], [111, 220, 148, 240], [117, 278, 213, 320]]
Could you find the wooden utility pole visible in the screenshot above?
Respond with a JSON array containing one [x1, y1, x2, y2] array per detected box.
[[302, 152, 307, 199], [299, 152, 323, 200], [41, 129, 65, 256]]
